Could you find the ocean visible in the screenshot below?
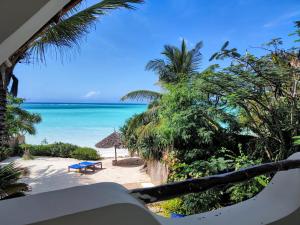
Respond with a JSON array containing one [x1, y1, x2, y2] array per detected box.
[[22, 103, 147, 148]]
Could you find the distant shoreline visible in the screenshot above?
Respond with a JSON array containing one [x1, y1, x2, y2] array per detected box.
[[24, 102, 147, 105], [23, 103, 147, 148]]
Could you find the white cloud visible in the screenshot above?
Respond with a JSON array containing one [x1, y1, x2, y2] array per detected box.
[[263, 10, 300, 28], [83, 91, 100, 98]]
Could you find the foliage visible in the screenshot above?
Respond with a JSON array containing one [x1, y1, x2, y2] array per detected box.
[[165, 151, 228, 215], [120, 101, 162, 160], [0, 163, 30, 200], [122, 26, 300, 215], [121, 90, 162, 102], [146, 39, 203, 84], [21, 142, 77, 157], [163, 148, 270, 215], [28, 0, 144, 63], [207, 39, 300, 160], [0, 0, 143, 149], [225, 148, 269, 203], [71, 147, 100, 160], [160, 198, 185, 217], [20, 142, 101, 160], [6, 96, 41, 137], [0, 147, 14, 161], [290, 21, 300, 42]]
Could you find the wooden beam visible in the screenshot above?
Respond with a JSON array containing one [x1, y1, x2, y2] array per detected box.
[[130, 159, 300, 204]]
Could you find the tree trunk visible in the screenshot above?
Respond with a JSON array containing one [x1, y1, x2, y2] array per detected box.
[[0, 73, 7, 148]]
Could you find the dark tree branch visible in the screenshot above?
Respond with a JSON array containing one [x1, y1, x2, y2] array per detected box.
[[130, 159, 300, 204]]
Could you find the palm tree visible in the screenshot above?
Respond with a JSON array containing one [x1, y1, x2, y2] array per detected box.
[[6, 96, 42, 137], [0, 0, 143, 147], [121, 39, 203, 103], [146, 39, 203, 84], [0, 163, 30, 200]]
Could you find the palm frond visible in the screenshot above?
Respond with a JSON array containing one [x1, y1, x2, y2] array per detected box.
[[189, 41, 203, 73], [29, 0, 144, 62], [145, 59, 166, 72], [0, 163, 30, 200], [0, 163, 21, 187], [146, 39, 203, 84], [0, 183, 30, 199], [121, 90, 162, 102]]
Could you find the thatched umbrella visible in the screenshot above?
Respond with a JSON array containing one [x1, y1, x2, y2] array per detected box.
[[95, 131, 122, 164]]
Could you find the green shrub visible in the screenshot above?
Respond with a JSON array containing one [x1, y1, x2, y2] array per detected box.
[[160, 198, 185, 217], [20, 143, 101, 160], [71, 147, 100, 160], [20, 144, 50, 156], [49, 142, 78, 158]]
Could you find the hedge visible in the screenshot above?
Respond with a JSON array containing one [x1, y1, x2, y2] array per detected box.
[[20, 142, 101, 160], [71, 147, 100, 160]]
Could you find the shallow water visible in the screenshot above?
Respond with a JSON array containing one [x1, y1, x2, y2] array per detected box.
[[23, 103, 147, 148]]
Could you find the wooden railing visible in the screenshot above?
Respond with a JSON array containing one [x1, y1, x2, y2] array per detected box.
[[130, 159, 300, 203]]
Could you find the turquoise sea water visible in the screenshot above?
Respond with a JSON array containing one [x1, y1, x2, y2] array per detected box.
[[22, 103, 147, 148]]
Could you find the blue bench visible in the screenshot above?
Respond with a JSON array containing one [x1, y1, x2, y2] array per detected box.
[[68, 161, 102, 173]]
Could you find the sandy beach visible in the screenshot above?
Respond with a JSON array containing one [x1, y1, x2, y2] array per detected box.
[[0, 156, 152, 195]]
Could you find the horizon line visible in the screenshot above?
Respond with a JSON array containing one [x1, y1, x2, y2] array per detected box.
[[23, 101, 147, 105]]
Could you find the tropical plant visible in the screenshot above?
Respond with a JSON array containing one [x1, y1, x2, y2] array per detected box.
[[20, 142, 101, 160], [0, 147, 14, 161], [208, 38, 300, 160], [71, 147, 100, 160], [146, 39, 203, 84], [6, 96, 42, 137], [120, 100, 162, 159], [164, 147, 270, 215], [121, 40, 206, 158], [121, 90, 162, 102], [0, 0, 143, 147], [0, 163, 30, 200], [290, 21, 300, 42], [121, 39, 203, 104]]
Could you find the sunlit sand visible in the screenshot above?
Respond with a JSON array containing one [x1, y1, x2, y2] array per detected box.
[[1, 156, 152, 195]]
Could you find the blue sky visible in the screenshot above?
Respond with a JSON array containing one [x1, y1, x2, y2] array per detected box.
[[16, 0, 300, 103]]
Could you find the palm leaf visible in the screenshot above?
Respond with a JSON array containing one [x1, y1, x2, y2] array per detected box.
[[146, 39, 203, 84], [121, 90, 162, 102], [221, 41, 229, 50], [145, 59, 166, 72], [0, 183, 30, 200], [29, 0, 144, 62], [0, 163, 29, 200]]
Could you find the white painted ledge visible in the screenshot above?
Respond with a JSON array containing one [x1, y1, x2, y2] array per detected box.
[[1, 153, 300, 225], [0, 182, 161, 225]]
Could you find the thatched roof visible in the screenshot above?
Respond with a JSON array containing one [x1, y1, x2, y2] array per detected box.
[[95, 131, 122, 148]]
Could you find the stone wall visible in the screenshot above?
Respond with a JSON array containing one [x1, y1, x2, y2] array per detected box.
[[146, 160, 169, 185]]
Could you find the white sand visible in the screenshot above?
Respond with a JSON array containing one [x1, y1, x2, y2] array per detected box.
[[0, 156, 152, 195]]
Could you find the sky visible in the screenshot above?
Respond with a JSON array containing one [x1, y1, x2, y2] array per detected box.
[[15, 0, 300, 103]]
